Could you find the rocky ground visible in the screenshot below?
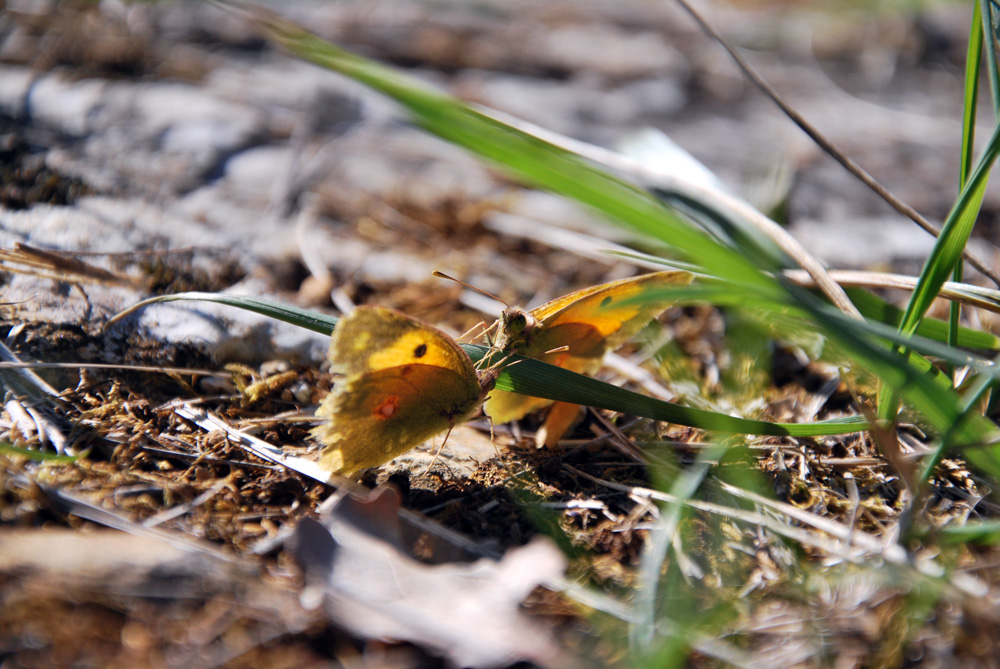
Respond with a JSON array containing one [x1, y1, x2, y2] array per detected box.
[[1, 1, 999, 667]]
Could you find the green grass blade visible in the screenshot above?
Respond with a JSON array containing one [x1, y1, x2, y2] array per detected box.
[[845, 288, 1000, 351], [239, 8, 998, 451], [981, 0, 1000, 114], [880, 115, 1000, 429], [117, 292, 869, 437], [802, 293, 995, 447], [108, 292, 340, 335], [956, 6, 989, 407], [251, 10, 787, 303], [638, 284, 994, 389], [464, 344, 869, 437], [920, 371, 1000, 484], [897, 122, 1000, 340], [939, 519, 1000, 545], [964, 3, 984, 187], [612, 247, 1000, 349], [0, 442, 78, 462], [631, 447, 721, 656]]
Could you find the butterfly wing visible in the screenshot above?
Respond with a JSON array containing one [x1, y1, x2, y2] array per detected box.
[[313, 306, 483, 477], [484, 271, 691, 432], [529, 270, 692, 356]]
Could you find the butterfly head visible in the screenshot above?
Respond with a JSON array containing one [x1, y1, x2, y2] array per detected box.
[[431, 271, 540, 357], [496, 306, 540, 355]]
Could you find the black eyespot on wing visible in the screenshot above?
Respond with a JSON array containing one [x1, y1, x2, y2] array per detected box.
[[600, 296, 613, 308], [414, 343, 428, 358]]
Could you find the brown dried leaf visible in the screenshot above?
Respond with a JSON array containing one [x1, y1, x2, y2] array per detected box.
[[291, 486, 568, 668]]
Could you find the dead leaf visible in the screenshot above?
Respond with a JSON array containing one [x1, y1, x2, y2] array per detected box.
[[0, 528, 318, 666], [291, 486, 569, 668]]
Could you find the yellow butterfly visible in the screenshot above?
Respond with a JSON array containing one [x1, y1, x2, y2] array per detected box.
[[312, 306, 493, 477], [484, 271, 692, 446]]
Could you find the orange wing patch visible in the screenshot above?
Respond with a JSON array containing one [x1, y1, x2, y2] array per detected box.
[[484, 271, 692, 446]]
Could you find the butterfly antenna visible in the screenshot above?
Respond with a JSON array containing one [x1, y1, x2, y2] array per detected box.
[[433, 271, 510, 308]]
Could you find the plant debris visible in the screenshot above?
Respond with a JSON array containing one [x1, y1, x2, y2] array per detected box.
[[3, 1, 1000, 666]]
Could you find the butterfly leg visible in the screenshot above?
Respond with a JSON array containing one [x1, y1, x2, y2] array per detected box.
[[419, 424, 456, 478]]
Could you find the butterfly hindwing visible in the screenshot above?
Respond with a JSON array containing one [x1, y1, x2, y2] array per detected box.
[[313, 306, 484, 477]]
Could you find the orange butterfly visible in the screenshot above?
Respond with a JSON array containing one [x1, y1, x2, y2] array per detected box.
[[484, 271, 691, 446]]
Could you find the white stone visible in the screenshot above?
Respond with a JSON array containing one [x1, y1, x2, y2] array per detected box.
[[27, 75, 107, 136]]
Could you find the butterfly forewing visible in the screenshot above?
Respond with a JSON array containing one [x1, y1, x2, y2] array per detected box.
[[484, 271, 692, 437]]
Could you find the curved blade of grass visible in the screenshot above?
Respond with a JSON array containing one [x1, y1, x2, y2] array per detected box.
[[239, 7, 996, 449], [789, 283, 996, 447], [919, 368, 1000, 484], [106, 291, 339, 335], [881, 117, 1000, 430], [896, 123, 1000, 340], [631, 446, 724, 657], [878, 5, 999, 427], [116, 292, 868, 437], [464, 344, 868, 437], [846, 289, 999, 351], [981, 0, 1000, 113], [938, 519, 1000, 545], [610, 249, 1000, 349], [947, 3, 983, 363], [245, 7, 786, 303], [957, 8, 998, 419], [637, 284, 1000, 385], [0, 442, 77, 463], [964, 5, 984, 186]]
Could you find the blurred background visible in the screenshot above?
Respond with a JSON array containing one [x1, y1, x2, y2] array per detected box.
[[1, 0, 990, 338]]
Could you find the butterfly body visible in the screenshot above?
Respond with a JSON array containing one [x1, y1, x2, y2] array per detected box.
[[313, 306, 492, 477], [485, 271, 692, 444]]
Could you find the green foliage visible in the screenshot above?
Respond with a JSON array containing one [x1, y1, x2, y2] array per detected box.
[[114, 292, 872, 437], [0, 442, 77, 462], [250, 8, 999, 457], [203, 4, 1000, 664]]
